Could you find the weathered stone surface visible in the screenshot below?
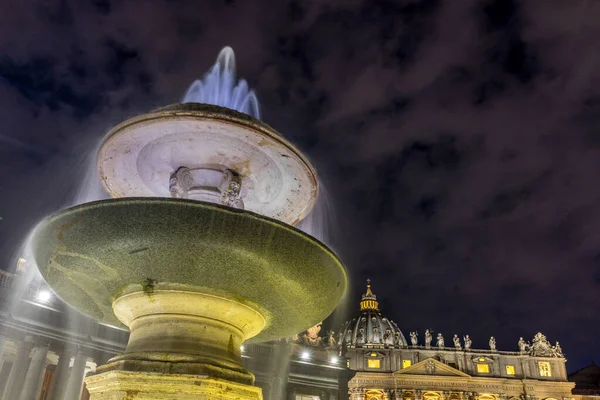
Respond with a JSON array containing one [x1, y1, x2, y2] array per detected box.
[[98, 103, 318, 225], [31, 197, 348, 342], [100, 288, 265, 384]]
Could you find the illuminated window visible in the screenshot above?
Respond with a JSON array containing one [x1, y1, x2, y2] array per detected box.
[[477, 364, 490, 373], [538, 361, 551, 377], [403, 359, 412, 368], [370, 352, 378, 357], [506, 365, 515, 375], [423, 392, 441, 400], [367, 359, 381, 369], [366, 390, 385, 400], [347, 360, 350, 368]]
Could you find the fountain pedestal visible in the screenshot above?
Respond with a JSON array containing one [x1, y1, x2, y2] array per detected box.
[[85, 286, 265, 399]]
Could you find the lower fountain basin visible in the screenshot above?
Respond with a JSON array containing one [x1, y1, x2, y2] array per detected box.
[[31, 198, 347, 342]]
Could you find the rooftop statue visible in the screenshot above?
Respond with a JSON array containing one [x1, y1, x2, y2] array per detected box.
[[425, 329, 433, 348], [327, 330, 337, 349], [436, 333, 445, 348], [464, 335, 472, 350], [518, 337, 529, 352], [410, 331, 418, 347], [453, 334, 461, 349], [554, 341, 564, 357], [295, 322, 325, 347], [489, 336, 497, 351]]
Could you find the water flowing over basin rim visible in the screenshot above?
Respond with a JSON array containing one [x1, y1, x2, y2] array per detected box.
[[31, 197, 348, 342]]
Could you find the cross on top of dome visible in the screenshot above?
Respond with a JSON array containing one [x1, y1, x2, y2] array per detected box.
[[360, 279, 379, 311]]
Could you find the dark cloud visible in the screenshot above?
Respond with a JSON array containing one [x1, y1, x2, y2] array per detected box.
[[0, 0, 599, 371]]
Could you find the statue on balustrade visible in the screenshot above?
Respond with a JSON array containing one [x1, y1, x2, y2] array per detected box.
[[294, 322, 337, 348], [554, 341, 564, 357], [518, 336, 530, 353], [453, 334, 461, 349], [410, 331, 418, 346], [425, 329, 432, 348], [436, 333, 444, 348], [463, 334, 472, 350]]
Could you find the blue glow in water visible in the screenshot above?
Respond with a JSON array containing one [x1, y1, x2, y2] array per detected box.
[[182, 47, 261, 119]]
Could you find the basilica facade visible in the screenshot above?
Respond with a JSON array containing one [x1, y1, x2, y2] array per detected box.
[[337, 283, 575, 400]]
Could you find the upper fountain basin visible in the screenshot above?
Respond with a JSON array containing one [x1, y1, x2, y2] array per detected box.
[[31, 197, 347, 342], [98, 103, 318, 226]]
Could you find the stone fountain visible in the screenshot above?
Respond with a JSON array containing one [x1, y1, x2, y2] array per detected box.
[[30, 51, 347, 399]]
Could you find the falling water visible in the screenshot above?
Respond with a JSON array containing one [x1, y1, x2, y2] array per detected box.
[[297, 182, 335, 246], [182, 46, 261, 119], [71, 141, 110, 206]]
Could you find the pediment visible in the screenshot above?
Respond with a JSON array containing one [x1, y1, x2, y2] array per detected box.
[[395, 358, 471, 377]]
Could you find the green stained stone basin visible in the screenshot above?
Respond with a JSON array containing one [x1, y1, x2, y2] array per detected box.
[[31, 198, 347, 342]]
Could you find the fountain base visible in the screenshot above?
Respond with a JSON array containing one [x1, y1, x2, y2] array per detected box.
[[84, 286, 266, 399], [85, 370, 263, 399]]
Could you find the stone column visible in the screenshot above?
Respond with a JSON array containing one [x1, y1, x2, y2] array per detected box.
[[19, 343, 49, 400], [349, 388, 364, 400], [2, 340, 32, 400], [63, 352, 87, 400], [286, 387, 296, 400], [48, 349, 73, 400], [268, 340, 290, 400], [0, 333, 6, 362], [2, 337, 34, 400]]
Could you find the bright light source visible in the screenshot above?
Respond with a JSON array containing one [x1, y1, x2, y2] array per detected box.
[[240, 345, 245, 352], [36, 290, 52, 303], [330, 355, 339, 364], [301, 351, 310, 360]]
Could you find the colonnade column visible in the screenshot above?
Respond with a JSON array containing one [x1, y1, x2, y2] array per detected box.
[[0, 332, 10, 399], [48, 348, 73, 400], [349, 388, 365, 400], [0, 332, 6, 362], [63, 352, 88, 400], [18, 342, 49, 400], [269, 339, 291, 400], [287, 387, 296, 400], [2, 336, 34, 400]]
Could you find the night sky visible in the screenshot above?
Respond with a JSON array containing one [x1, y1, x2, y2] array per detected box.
[[0, 0, 598, 372]]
